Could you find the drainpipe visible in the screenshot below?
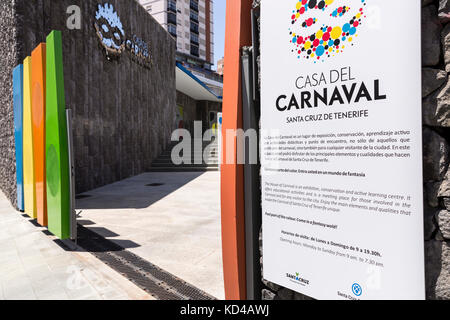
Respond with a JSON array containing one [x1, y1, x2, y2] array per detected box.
[[241, 46, 262, 300]]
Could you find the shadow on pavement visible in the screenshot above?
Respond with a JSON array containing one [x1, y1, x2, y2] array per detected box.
[[52, 224, 215, 300], [75, 172, 205, 210]]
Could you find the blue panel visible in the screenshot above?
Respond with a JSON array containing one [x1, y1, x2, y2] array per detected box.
[[13, 64, 24, 211]]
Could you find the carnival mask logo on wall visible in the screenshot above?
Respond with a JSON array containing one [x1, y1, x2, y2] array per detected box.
[[94, 3, 125, 55], [289, 0, 367, 62], [94, 3, 152, 67]]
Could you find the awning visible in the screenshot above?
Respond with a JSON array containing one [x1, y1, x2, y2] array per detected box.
[[176, 62, 223, 103]]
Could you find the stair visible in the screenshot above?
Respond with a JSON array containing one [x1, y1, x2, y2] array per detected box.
[[149, 140, 220, 172]]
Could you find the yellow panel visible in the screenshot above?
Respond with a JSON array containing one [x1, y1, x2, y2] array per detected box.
[[23, 57, 36, 218]]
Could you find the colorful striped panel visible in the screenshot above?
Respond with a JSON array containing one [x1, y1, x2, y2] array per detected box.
[[46, 31, 70, 239], [13, 64, 24, 211], [31, 43, 47, 227], [23, 57, 37, 218]]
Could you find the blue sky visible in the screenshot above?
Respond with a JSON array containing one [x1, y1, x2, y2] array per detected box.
[[213, 1, 226, 70]]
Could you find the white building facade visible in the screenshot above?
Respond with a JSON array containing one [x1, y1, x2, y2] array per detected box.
[[139, 0, 215, 70]]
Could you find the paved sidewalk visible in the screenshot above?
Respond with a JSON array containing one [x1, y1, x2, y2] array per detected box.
[[0, 192, 153, 300], [76, 172, 225, 299]]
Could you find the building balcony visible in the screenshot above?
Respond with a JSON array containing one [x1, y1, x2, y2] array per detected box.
[[190, 45, 199, 57], [190, 22, 199, 34], [167, 12, 177, 25], [190, 0, 199, 12]]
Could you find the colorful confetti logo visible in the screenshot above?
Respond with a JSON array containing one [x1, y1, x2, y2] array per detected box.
[[289, 0, 368, 62]]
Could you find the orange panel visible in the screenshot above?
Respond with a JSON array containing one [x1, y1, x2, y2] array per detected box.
[[31, 43, 47, 226], [220, 0, 253, 300]]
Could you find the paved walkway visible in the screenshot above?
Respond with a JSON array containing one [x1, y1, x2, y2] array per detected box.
[[76, 172, 225, 299], [0, 192, 153, 300]]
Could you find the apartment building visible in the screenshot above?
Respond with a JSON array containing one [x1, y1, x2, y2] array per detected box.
[[139, 0, 215, 71], [217, 57, 224, 76]]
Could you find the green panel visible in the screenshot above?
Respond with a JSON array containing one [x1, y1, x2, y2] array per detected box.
[[45, 30, 70, 239]]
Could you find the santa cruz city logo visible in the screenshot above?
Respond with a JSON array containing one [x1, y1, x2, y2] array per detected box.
[[289, 0, 367, 62], [286, 272, 310, 286], [94, 3, 151, 67]]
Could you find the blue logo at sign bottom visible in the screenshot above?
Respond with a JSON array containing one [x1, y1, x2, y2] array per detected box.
[[352, 283, 362, 296]]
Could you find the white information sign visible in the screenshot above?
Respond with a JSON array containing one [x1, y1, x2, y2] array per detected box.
[[261, 0, 424, 300]]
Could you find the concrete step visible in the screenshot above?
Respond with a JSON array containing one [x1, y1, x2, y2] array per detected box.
[[158, 153, 219, 159], [148, 167, 219, 172], [160, 152, 218, 156], [152, 162, 219, 168], [161, 148, 218, 152], [167, 142, 218, 146], [157, 155, 218, 160], [153, 158, 218, 163], [162, 148, 218, 152], [152, 141, 220, 173], [151, 163, 219, 168], [164, 146, 219, 152]]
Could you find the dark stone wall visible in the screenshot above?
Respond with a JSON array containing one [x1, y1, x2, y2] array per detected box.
[[9, 0, 176, 194], [176, 91, 199, 135], [176, 91, 222, 135], [421, 0, 450, 300], [0, 1, 19, 209]]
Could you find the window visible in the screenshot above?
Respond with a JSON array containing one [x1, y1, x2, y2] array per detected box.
[[168, 24, 177, 37], [190, 21, 199, 34], [190, 33, 199, 45], [168, 0, 177, 13], [190, 10, 198, 22], [190, 44, 199, 57], [190, 0, 199, 12], [168, 12, 177, 25]]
